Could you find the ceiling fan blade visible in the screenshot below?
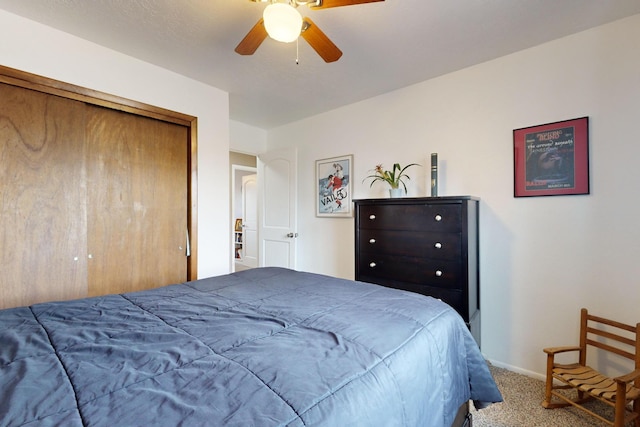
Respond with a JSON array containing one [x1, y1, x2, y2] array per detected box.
[[301, 17, 342, 63], [235, 18, 268, 55], [309, 0, 384, 9]]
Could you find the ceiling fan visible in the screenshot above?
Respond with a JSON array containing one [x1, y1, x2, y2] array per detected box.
[[235, 0, 384, 63]]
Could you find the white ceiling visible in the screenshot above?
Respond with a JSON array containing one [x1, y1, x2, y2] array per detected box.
[[1, 0, 639, 129]]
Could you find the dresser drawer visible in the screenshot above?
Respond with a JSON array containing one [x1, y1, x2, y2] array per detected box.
[[357, 203, 462, 232], [357, 229, 461, 260], [357, 276, 464, 318], [357, 253, 462, 287]]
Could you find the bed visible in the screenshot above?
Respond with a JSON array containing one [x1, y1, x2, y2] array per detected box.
[[1, 267, 501, 426]]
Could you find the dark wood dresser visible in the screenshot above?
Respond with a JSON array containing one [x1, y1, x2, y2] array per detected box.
[[354, 196, 480, 346]]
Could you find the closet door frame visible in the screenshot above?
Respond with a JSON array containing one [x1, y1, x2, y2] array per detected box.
[[0, 65, 198, 280]]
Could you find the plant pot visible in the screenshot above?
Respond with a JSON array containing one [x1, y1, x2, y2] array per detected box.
[[389, 188, 404, 198]]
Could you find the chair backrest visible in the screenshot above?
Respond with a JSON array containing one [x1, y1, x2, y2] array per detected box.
[[579, 308, 640, 373]]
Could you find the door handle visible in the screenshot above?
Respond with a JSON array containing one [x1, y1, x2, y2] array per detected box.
[[286, 232, 298, 238]]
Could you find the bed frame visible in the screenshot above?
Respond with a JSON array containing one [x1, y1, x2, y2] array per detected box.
[[453, 401, 472, 427]]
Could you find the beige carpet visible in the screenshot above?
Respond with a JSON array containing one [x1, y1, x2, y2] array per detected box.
[[471, 364, 618, 426]]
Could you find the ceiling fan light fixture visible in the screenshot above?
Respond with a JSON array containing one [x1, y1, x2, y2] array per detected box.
[[263, 3, 303, 43]]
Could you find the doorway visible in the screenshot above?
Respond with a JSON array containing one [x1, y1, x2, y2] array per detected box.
[[230, 152, 258, 272], [229, 148, 298, 272]]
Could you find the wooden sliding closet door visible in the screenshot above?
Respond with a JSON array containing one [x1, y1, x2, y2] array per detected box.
[[0, 83, 88, 309], [86, 106, 188, 295], [0, 66, 195, 310]]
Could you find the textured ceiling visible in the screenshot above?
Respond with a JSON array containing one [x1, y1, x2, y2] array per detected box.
[[0, 0, 639, 129]]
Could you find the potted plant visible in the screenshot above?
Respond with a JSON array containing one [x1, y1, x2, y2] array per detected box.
[[363, 163, 420, 197]]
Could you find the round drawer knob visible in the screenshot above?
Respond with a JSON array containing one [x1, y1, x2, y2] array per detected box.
[[369, 238, 376, 244], [369, 214, 376, 220], [435, 270, 443, 277], [434, 214, 442, 221], [369, 262, 377, 268], [434, 242, 442, 249]]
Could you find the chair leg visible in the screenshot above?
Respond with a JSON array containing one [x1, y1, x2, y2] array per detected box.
[[614, 382, 628, 427], [542, 354, 556, 408], [542, 354, 570, 409], [614, 398, 625, 427]]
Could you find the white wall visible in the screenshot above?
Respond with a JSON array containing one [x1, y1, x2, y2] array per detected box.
[[267, 14, 640, 377], [230, 120, 268, 154], [4, 6, 637, 378], [0, 10, 230, 279]]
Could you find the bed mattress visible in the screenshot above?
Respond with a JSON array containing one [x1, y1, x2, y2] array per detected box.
[[1, 267, 501, 426]]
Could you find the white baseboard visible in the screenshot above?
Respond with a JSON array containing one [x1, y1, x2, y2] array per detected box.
[[484, 358, 546, 381]]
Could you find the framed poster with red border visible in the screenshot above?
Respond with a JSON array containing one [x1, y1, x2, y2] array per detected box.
[[513, 117, 589, 197]]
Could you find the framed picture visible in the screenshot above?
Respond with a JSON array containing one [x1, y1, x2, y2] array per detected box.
[[513, 117, 589, 197], [316, 154, 353, 217], [234, 218, 243, 232]]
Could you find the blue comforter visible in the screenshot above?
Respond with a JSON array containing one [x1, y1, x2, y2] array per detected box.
[[1, 267, 501, 426]]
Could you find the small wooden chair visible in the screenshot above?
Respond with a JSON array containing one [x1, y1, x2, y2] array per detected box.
[[542, 308, 640, 427]]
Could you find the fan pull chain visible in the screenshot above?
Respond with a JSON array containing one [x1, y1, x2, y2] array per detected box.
[[296, 37, 299, 64]]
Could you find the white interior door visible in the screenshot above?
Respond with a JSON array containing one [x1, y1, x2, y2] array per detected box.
[[258, 148, 297, 268], [241, 174, 258, 268]]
